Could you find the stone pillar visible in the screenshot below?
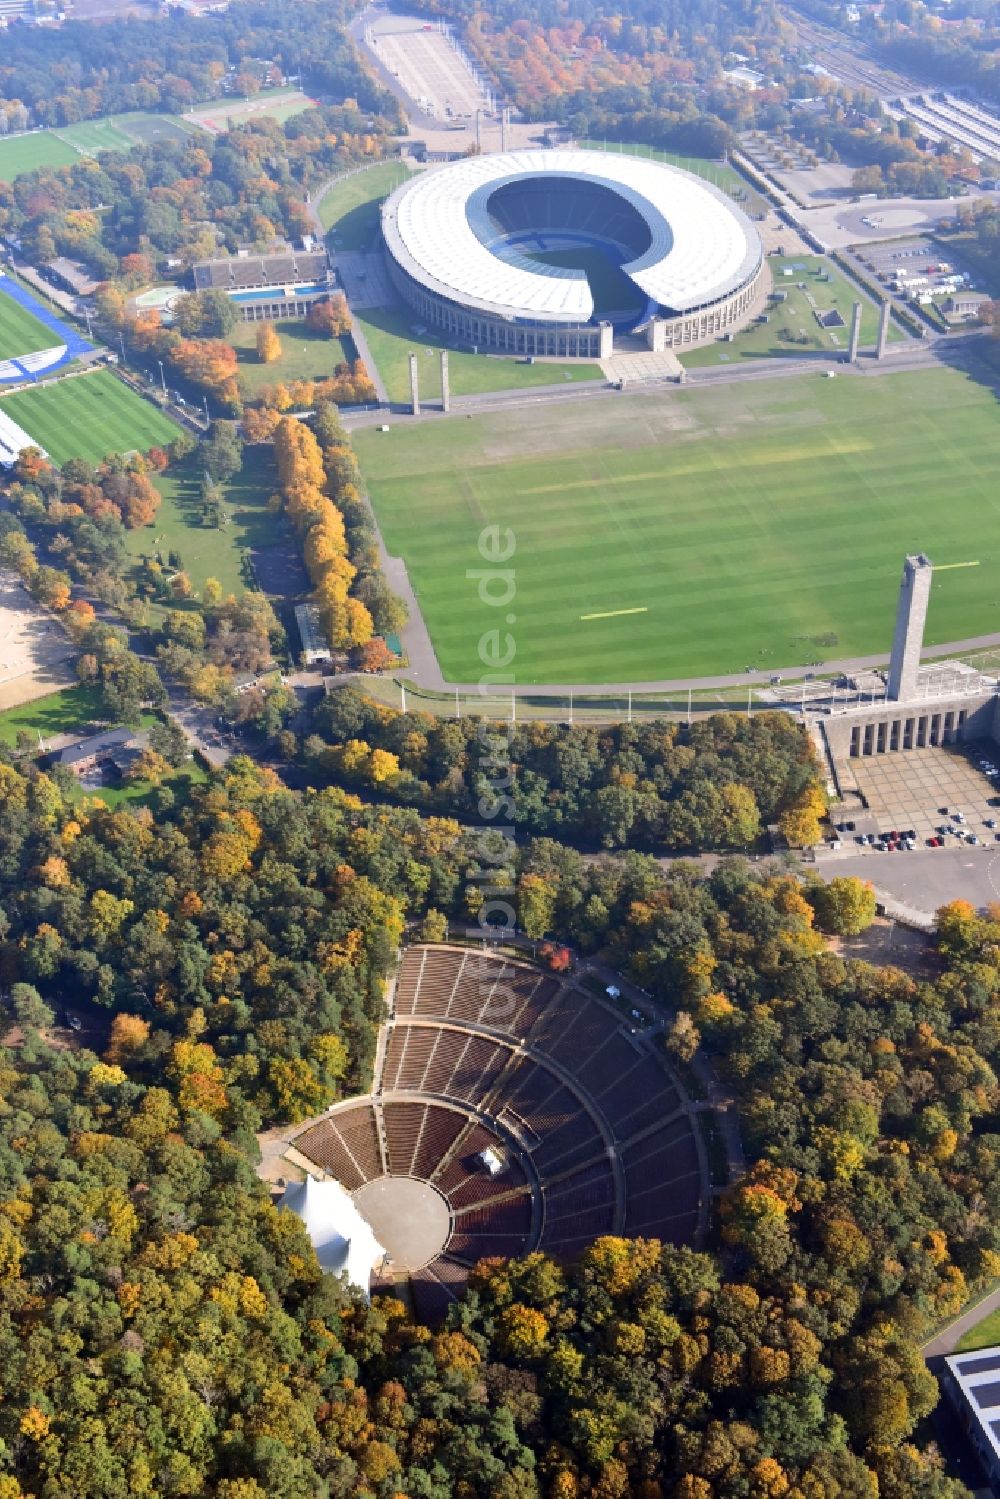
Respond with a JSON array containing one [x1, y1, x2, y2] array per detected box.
[[440, 350, 450, 413], [647, 317, 666, 353], [598, 321, 614, 359], [887, 553, 932, 702], [408, 352, 420, 416], [876, 300, 891, 359], [848, 301, 862, 362]]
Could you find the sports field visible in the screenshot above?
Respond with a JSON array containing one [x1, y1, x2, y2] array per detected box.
[[0, 115, 192, 182], [355, 366, 1000, 683], [0, 288, 57, 361], [0, 372, 180, 466], [0, 133, 78, 182]]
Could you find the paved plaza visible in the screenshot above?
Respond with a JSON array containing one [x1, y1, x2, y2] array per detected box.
[[352, 1175, 451, 1271], [848, 744, 1000, 845]]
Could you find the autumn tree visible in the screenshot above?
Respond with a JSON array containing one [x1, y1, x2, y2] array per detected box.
[[256, 322, 281, 364]]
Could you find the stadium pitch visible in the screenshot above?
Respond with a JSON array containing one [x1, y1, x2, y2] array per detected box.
[[0, 371, 180, 466], [0, 287, 57, 362], [355, 367, 1000, 684]]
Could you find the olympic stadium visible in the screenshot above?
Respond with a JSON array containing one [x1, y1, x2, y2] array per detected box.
[[380, 147, 766, 358]]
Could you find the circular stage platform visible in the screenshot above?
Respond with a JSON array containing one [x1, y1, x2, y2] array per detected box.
[[353, 1175, 451, 1271]]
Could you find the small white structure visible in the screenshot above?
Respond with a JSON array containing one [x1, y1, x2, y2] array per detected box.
[[0, 410, 45, 470], [278, 1176, 386, 1299], [477, 1146, 505, 1177], [605, 984, 621, 1000]]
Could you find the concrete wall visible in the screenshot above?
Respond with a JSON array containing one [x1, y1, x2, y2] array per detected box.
[[822, 690, 998, 765]]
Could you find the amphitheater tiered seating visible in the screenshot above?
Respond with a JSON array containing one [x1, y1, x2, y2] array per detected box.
[[393, 1026, 438, 1091], [409, 1104, 468, 1181], [447, 1162, 529, 1211], [447, 1033, 511, 1103], [295, 1108, 381, 1191], [334, 1106, 383, 1183], [382, 1100, 427, 1176], [290, 945, 711, 1322], [433, 1120, 505, 1195], [392, 947, 424, 1016]]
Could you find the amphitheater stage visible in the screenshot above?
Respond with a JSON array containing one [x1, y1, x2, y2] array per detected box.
[[354, 1176, 451, 1271]]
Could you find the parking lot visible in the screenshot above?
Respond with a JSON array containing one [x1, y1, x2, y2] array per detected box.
[[852, 235, 982, 311], [841, 744, 1000, 849]]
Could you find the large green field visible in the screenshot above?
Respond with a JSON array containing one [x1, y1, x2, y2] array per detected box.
[[0, 685, 106, 748], [0, 372, 180, 466], [355, 366, 1000, 684], [0, 132, 78, 182], [0, 288, 57, 361], [0, 114, 192, 183], [356, 307, 601, 404]]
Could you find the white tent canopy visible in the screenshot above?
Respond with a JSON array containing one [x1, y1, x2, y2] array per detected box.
[[279, 1176, 386, 1299], [0, 409, 45, 469]]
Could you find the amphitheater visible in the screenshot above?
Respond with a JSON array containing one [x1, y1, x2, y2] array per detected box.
[[291, 944, 710, 1321], [381, 148, 765, 357]]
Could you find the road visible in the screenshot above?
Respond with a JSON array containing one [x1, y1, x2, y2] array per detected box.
[[817, 840, 1000, 920], [924, 1285, 1000, 1359]]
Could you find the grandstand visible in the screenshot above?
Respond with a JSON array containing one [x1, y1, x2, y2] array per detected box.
[[381, 148, 765, 357], [292, 944, 710, 1321]]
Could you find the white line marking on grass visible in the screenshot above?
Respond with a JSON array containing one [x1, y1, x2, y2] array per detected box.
[[580, 606, 648, 621]]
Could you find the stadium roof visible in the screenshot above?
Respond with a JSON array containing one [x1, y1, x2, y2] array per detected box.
[[381, 148, 762, 324]]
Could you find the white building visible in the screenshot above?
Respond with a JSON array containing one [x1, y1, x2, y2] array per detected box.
[[278, 1176, 386, 1299]]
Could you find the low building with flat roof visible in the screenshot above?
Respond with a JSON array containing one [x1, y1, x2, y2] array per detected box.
[[192, 246, 331, 322], [295, 602, 331, 665], [943, 1346, 1000, 1489]]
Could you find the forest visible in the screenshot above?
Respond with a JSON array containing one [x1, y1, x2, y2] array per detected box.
[[0, 0, 402, 127], [296, 686, 826, 852], [0, 740, 996, 1493], [0, 104, 397, 280]]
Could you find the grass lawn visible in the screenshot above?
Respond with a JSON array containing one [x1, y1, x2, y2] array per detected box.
[[0, 132, 79, 182], [82, 759, 209, 812], [956, 1305, 1000, 1353], [0, 286, 59, 361], [0, 371, 180, 465], [136, 447, 283, 600], [355, 365, 1000, 684], [231, 320, 353, 396], [319, 161, 411, 245], [0, 685, 106, 747], [356, 306, 602, 404], [682, 255, 905, 368]]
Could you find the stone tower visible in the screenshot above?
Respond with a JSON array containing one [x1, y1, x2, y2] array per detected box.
[[887, 553, 932, 702]]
